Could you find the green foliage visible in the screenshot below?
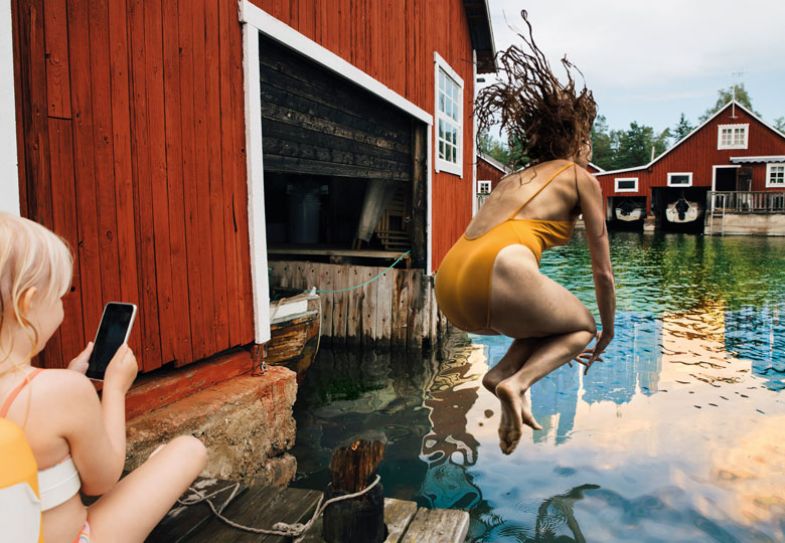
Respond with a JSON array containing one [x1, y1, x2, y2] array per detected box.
[[699, 83, 759, 122], [672, 113, 694, 143], [590, 119, 671, 170], [774, 117, 785, 134], [477, 130, 528, 170]]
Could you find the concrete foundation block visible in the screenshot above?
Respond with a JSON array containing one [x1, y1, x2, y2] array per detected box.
[[126, 366, 298, 487]]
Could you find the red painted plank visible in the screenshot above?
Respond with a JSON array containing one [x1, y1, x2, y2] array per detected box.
[[228, 3, 254, 343], [125, 350, 253, 421], [88, 0, 123, 320], [191, 0, 217, 359], [107, 0, 143, 357], [178, 0, 209, 360], [128, 0, 163, 370], [43, 0, 71, 119], [143, 0, 176, 365], [218, 0, 242, 348], [48, 119, 86, 362], [204, 0, 230, 354], [162, 0, 194, 364]]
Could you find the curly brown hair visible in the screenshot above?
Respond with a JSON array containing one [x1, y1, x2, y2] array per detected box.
[[476, 10, 597, 166]]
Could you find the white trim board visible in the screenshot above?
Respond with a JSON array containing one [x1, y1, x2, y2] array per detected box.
[[0, 0, 20, 215], [239, 1, 432, 126], [667, 172, 693, 187], [614, 177, 639, 193], [241, 23, 271, 344]]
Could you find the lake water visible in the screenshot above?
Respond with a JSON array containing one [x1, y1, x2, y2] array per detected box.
[[290, 231, 785, 542]]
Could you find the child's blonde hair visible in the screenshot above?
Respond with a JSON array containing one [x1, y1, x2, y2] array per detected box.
[[0, 213, 73, 366]]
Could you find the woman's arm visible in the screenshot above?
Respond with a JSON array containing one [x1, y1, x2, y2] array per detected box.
[[577, 170, 616, 342], [61, 345, 138, 495]]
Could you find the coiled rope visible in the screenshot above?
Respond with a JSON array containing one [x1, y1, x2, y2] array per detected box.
[[178, 474, 382, 543]]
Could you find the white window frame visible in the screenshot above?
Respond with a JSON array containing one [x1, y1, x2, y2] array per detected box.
[[614, 177, 638, 193], [766, 163, 785, 188], [477, 180, 492, 194], [717, 123, 749, 150], [667, 172, 693, 187], [434, 52, 463, 178]]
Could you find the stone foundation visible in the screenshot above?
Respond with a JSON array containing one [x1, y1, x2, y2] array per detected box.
[[706, 213, 785, 236], [126, 366, 298, 487]]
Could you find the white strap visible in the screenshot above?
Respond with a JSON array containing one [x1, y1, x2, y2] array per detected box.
[[38, 456, 81, 511]]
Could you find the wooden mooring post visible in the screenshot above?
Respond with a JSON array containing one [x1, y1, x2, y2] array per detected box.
[[323, 440, 387, 543]]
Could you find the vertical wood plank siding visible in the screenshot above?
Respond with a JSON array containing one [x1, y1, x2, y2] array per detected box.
[[12, 0, 254, 371], [595, 107, 785, 211], [477, 158, 507, 190], [14, 0, 479, 367]]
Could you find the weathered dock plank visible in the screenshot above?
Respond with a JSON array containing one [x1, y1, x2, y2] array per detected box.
[[400, 507, 470, 543], [147, 478, 248, 543], [189, 486, 321, 543], [300, 497, 419, 543]]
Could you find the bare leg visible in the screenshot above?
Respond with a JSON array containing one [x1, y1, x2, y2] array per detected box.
[[481, 337, 541, 395], [496, 330, 594, 454], [87, 435, 207, 543]]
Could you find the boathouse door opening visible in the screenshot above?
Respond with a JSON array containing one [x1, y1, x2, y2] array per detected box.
[[258, 35, 428, 270]]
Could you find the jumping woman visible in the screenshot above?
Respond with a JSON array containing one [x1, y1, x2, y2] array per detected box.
[[434, 12, 616, 454]]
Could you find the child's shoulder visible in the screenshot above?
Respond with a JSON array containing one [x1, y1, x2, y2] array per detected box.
[[35, 368, 98, 404]]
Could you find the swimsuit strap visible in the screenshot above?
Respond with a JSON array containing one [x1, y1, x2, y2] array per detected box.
[[507, 161, 575, 220], [0, 368, 43, 417]]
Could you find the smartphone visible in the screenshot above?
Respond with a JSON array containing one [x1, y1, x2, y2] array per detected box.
[[86, 302, 137, 381]]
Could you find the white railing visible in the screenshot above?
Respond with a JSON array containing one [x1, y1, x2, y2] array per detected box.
[[708, 191, 785, 214]]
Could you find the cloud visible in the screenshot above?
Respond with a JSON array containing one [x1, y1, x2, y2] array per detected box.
[[490, 0, 785, 89]]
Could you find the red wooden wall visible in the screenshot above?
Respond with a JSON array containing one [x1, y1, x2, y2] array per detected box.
[[477, 157, 507, 190], [251, 0, 478, 273], [595, 105, 785, 210], [12, 0, 254, 372], [12, 0, 481, 370]]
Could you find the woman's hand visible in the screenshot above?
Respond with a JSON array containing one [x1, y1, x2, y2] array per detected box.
[[67, 342, 94, 374], [575, 330, 613, 374], [103, 344, 138, 394]]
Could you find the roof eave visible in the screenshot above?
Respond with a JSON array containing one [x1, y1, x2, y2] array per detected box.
[[463, 0, 497, 73]]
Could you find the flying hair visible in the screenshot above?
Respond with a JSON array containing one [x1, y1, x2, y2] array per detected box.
[[475, 10, 597, 168]]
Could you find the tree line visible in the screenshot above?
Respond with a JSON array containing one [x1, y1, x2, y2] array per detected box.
[[480, 83, 785, 172]]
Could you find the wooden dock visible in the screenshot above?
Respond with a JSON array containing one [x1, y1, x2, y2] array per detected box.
[[148, 481, 469, 543]]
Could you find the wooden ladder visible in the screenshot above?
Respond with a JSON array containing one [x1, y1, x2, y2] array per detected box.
[[375, 185, 411, 252]]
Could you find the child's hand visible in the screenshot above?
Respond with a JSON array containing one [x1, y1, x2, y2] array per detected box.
[[67, 342, 94, 374], [104, 344, 138, 394]]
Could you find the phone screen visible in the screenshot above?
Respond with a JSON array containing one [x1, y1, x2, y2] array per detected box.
[[86, 303, 136, 380]]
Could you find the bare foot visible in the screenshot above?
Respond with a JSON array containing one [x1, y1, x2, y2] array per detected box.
[[495, 380, 542, 455]]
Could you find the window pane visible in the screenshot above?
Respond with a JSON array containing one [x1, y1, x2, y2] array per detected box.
[[439, 140, 444, 159]]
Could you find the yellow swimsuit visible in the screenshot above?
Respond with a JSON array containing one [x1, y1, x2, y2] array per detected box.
[[434, 162, 576, 332]]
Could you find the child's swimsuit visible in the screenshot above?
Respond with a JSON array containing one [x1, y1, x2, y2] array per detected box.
[[434, 162, 576, 332], [0, 368, 87, 542]]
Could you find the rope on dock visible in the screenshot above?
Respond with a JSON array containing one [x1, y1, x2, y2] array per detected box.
[[312, 249, 411, 294], [177, 474, 382, 542]]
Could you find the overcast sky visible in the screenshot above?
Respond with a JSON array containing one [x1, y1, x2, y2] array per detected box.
[[486, 0, 785, 134]]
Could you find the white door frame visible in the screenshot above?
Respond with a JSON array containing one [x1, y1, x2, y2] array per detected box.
[[239, 1, 435, 342], [0, 0, 20, 215]]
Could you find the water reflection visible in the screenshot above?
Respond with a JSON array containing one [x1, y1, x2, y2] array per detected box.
[[291, 232, 785, 542]]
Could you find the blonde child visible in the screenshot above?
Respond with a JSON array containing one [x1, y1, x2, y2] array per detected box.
[[0, 213, 207, 543]]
